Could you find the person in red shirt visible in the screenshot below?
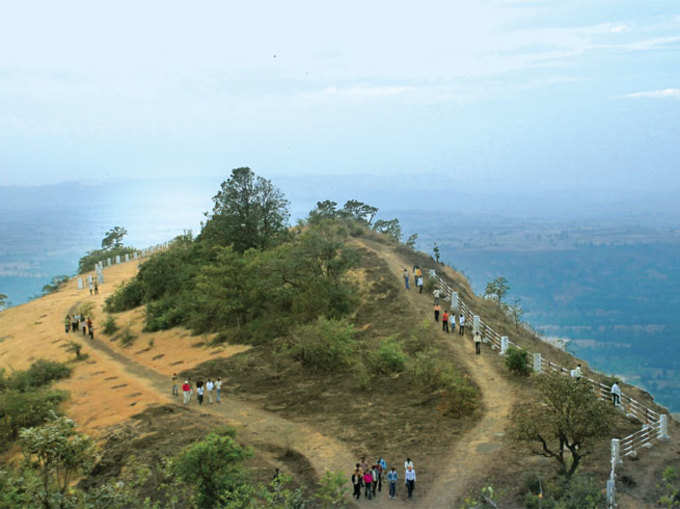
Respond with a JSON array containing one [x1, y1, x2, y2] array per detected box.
[[182, 380, 191, 405], [442, 310, 449, 333]]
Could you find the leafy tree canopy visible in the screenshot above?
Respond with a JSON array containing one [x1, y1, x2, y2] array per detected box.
[[102, 226, 128, 250], [200, 167, 290, 252]]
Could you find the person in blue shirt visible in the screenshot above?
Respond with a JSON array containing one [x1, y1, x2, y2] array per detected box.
[[387, 467, 398, 499]]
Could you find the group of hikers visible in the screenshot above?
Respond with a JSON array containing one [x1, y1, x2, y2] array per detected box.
[[404, 266, 484, 356], [351, 456, 417, 501], [64, 313, 94, 340], [174, 374, 223, 405]]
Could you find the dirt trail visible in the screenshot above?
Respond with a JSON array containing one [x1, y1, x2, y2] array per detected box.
[[68, 303, 357, 482], [357, 239, 519, 508], [0, 261, 356, 489]]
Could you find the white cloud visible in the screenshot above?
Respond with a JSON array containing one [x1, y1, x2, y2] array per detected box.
[[610, 24, 630, 33], [320, 85, 415, 98], [623, 88, 680, 99]]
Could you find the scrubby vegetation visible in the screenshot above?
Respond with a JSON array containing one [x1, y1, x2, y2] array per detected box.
[[78, 226, 136, 274], [0, 360, 71, 447], [505, 346, 530, 376]]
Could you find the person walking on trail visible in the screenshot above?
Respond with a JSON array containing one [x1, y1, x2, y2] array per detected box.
[[71, 314, 79, 332], [571, 364, 583, 379], [405, 465, 416, 498], [434, 303, 441, 322], [187, 379, 193, 402], [449, 311, 456, 334], [474, 331, 482, 354], [215, 377, 222, 403], [64, 315, 71, 334], [88, 323, 94, 340], [415, 266, 422, 282], [351, 468, 362, 500], [94, 281, 99, 295], [611, 382, 622, 406], [363, 470, 373, 499], [403, 268, 410, 290], [387, 467, 398, 499], [433, 287, 441, 305], [442, 310, 449, 333], [404, 457, 414, 471], [182, 380, 191, 404], [86, 317, 93, 336], [376, 460, 384, 492], [459, 313, 466, 336], [206, 379, 214, 404], [80, 317, 87, 336], [172, 373, 178, 397], [196, 381, 205, 405], [417, 276, 424, 294], [371, 465, 379, 496]]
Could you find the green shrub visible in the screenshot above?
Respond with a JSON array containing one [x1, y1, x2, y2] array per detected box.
[[371, 337, 406, 374], [144, 297, 184, 332], [288, 317, 356, 372], [505, 346, 530, 376], [424, 276, 437, 293], [104, 279, 144, 313], [119, 328, 137, 348], [523, 474, 605, 509], [0, 389, 68, 444], [9, 360, 71, 391], [102, 315, 118, 335], [409, 349, 478, 417], [174, 429, 251, 509]]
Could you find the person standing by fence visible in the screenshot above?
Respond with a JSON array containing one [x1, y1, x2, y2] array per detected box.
[[611, 382, 622, 406]]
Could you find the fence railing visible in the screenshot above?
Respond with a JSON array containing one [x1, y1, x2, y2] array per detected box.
[[427, 269, 670, 508], [76, 243, 169, 288]]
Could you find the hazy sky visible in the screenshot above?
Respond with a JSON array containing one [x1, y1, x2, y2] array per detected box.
[[1, 0, 679, 193]]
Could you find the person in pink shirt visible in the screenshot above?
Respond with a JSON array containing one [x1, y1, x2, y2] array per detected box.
[[363, 470, 374, 500]]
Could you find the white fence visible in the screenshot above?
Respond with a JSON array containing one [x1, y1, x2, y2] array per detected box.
[[428, 269, 670, 508]]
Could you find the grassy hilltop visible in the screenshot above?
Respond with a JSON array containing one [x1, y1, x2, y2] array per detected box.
[[0, 168, 678, 508]]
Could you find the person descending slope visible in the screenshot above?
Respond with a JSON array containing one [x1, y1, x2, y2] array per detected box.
[[442, 310, 449, 333]]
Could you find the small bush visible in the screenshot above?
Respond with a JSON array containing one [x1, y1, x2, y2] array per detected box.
[[104, 279, 144, 313], [102, 315, 118, 335], [424, 276, 437, 293], [120, 328, 137, 348], [0, 389, 68, 444], [9, 360, 71, 392], [288, 317, 356, 372], [371, 337, 406, 374], [66, 341, 83, 360], [409, 349, 478, 417], [505, 346, 530, 376], [144, 297, 184, 332], [524, 474, 605, 509]]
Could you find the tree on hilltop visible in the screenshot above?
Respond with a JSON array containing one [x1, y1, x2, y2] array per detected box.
[[308, 200, 339, 223], [0, 293, 7, 311], [200, 167, 290, 252], [485, 276, 510, 304], [339, 200, 378, 225], [101, 226, 128, 250], [373, 218, 402, 241], [513, 372, 614, 478]]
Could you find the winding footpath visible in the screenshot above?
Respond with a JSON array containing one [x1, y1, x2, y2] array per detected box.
[[357, 238, 518, 508]]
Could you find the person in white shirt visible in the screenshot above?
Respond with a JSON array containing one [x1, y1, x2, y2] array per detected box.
[[433, 288, 441, 305], [405, 465, 416, 498], [474, 331, 482, 355], [206, 379, 214, 404], [459, 314, 466, 336], [571, 364, 582, 380], [610, 382, 622, 406], [215, 377, 222, 403]]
